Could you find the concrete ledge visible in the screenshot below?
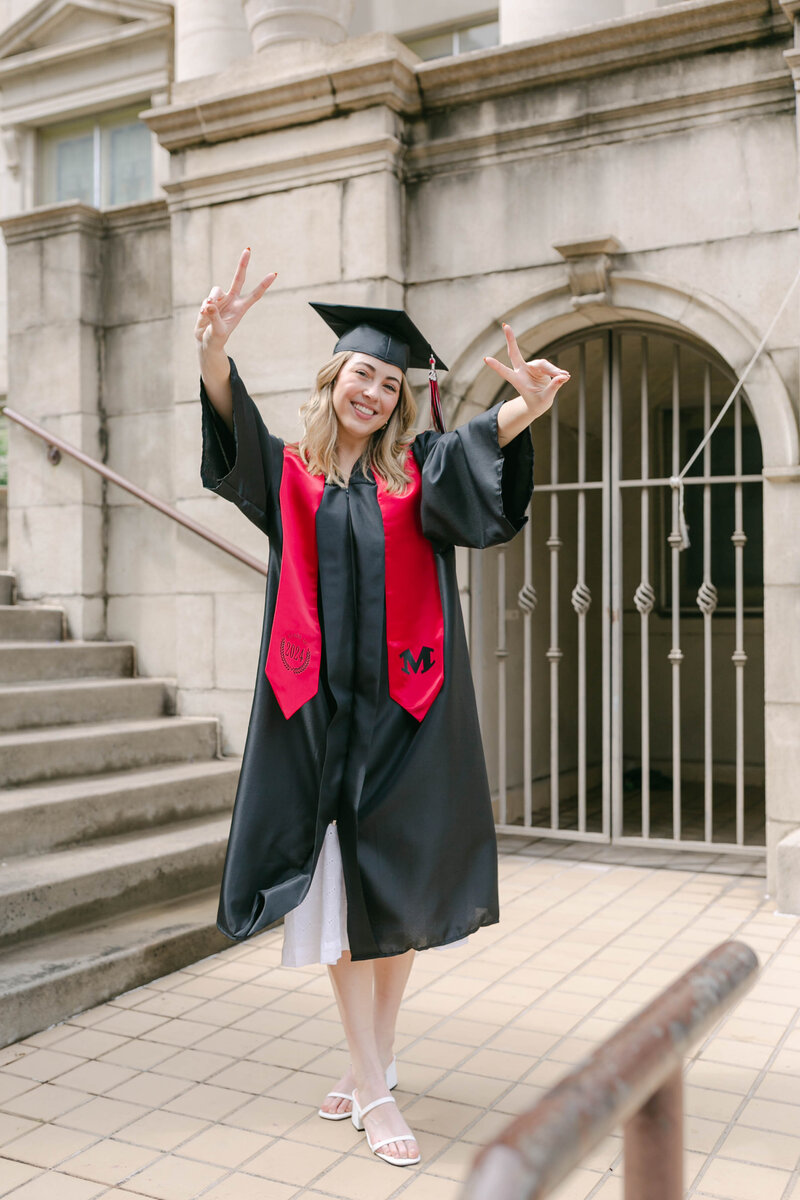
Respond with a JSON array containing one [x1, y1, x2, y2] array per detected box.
[[777, 828, 800, 914]]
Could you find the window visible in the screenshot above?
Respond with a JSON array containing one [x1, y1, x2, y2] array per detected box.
[[406, 19, 499, 61], [38, 107, 153, 209]]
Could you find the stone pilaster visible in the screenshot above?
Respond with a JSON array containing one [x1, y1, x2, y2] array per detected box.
[[2, 203, 106, 639], [174, 0, 252, 82]]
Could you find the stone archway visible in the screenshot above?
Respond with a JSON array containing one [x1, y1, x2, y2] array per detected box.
[[447, 271, 799, 889]]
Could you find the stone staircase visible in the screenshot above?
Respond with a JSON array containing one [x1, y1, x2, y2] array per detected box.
[[0, 570, 240, 1048]]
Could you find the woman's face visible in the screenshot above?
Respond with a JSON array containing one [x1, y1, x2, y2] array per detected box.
[[331, 353, 402, 446]]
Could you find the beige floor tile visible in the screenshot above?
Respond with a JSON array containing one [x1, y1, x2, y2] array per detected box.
[[243, 1137, 341, 1185], [3, 1050, 85, 1083], [233, 1009, 305, 1039], [202, 1060, 289, 1096], [431, 1019, 499, 1048], [683, 1086, 742, 1123], [130, 994, 206, 1021], [139, 1021, 217, 1050], [53, 1032, 130, 1061], [492, 1079, 548, 1116], [190, 1028, 268, 1059], [98, 1043, 177, 1072], [547, 1166, 607, 1200], [60, 1137, 160, 1185], [0, 1157, 42, 1195], [427, 1072, 510, 1108], [53, 1062, 137, 1097], [700, 1037, 774, 1070], [0, 1113, 39, 1147], [403, 1096, 483, 1139], [169, 976, 237, 1000], [105, 1075, 189, 1109], [460, 1109, 512, 1146], [739, 1097, 800, 1136], [1, 1170, 106, 1199], [250, 1039, 325, 1071], [314, 1153, 410, 1200], [0, 1073, 36, 1105], [3, 1084, 92, 1121], [173, 1123, 271, 1169], [115, 1109, 209, 1152], [282, 1110, 362, 1152], [161, 1084, 249, 1122], [55, 1097, 149, 1137], [117, 1154, 228, 1199], [221, 1094, 307, 1137], [150, 1050, 234, 1084], [396, 1172, 463, 1198], [269, 1070, 337, 1108], [94, 1012, 168, 1039], [194, 1172, 297, 1200], [685, 1060, 760, 1096], [697, 1157, 791, 1200], [460, 1048, 538, 1082], [2, 1122, 97, 1168], [718, 1125, 800, 1170], [685, 1115, 726, 1154], [756, 1071, 800, 1105]]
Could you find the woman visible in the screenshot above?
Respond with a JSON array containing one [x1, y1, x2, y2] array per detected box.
[[195, 249, 569, 1167]]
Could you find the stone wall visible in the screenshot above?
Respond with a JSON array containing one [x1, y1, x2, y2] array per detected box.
[[4, 0, 800, 885]]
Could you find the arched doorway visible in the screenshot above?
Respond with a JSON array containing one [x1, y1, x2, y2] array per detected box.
[[472, 325, 765, 854]]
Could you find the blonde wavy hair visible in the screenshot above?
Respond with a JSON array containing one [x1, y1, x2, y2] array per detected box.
[[296, 351, 418, 493]]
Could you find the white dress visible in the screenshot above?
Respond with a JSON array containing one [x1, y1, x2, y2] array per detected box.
[[281, 821, 467, 967]]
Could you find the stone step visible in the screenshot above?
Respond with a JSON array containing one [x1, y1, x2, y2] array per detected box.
[[0, 604, 64, 641], [0, 888, 233, 1049], [0, 716, 219, 787], [0, 759, 240, 856], [0, 640, 135, 683], [0, 676, 175, 732], [0, 815, 231, 949], [0, 571, 14, 605]]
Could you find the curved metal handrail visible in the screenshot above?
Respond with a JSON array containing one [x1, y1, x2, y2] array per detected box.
[[462, 940, 759, 1200], [2, 406, 267, 577]]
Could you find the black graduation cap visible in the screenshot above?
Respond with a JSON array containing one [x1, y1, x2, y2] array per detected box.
[[309, 302, 448, 373], [310, 302, 448, 432]]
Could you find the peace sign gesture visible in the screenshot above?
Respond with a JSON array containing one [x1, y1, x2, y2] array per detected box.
[[485, 324, 570, 424], [195, 247, 277, 352]]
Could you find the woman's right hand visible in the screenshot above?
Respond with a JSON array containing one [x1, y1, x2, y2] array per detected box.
[[195, 247, 277, 353]]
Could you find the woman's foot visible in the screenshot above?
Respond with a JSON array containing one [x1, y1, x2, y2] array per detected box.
[[320, 1064, 357, 1118], [353, 1088, 420, 1165], [319, 1055, 397, 1119]]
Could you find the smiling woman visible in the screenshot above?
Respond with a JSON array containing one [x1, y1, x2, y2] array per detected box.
[[194, 248, 569, 1169]]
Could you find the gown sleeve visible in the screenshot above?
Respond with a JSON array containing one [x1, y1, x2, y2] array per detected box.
[[417, 400, 534, 549], [200, 356, 283, 536]]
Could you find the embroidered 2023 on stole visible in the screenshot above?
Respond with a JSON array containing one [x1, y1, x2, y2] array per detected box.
[[266, 448, 444, 721]]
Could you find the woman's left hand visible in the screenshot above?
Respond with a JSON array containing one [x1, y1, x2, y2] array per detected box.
[[485, 323, 570, 422]]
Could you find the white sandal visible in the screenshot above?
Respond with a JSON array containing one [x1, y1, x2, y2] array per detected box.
[[318, 1057, 398, 1121], [351, 1091, 420, 1167]]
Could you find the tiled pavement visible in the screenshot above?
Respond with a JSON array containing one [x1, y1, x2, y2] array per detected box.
[[1, 836, 798, 1200]]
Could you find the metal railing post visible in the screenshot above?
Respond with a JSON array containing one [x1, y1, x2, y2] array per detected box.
[[624, 1067, 683, 1200]]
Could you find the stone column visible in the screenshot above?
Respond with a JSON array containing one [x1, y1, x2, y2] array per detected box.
[[2, 204, 106, 639], [174, 0, 252, 82], [242, 0, 353, 51], [499, 0, 660, 43]]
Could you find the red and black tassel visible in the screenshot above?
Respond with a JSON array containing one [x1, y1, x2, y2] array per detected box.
[[429, 355, 446, 433]]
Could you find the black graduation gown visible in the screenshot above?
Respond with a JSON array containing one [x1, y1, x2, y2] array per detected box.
[[200, 358, 533, 960]]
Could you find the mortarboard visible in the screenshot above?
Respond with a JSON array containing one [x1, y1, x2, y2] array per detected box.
[[310, 301, 447, 432]]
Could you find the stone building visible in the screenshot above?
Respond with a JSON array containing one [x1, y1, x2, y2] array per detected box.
[[2, 0, 799, 901]]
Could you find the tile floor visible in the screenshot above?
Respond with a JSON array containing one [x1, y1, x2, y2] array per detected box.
[[0, 836, 797, 1200]]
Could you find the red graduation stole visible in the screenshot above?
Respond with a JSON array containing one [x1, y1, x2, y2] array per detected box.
[[266, 447, 444, 721]]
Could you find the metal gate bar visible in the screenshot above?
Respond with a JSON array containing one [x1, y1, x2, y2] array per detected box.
[[479, 325, 764, 855]]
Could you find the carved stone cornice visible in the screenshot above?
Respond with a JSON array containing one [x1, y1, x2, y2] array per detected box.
[[415, 0, 791, 111], [142, 33, 420, 151], [0, 199, 167, 244]]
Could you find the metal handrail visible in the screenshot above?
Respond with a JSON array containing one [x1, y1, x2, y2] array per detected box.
[[2, 406, 267, 577], [462, 940, 759, 1200]]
